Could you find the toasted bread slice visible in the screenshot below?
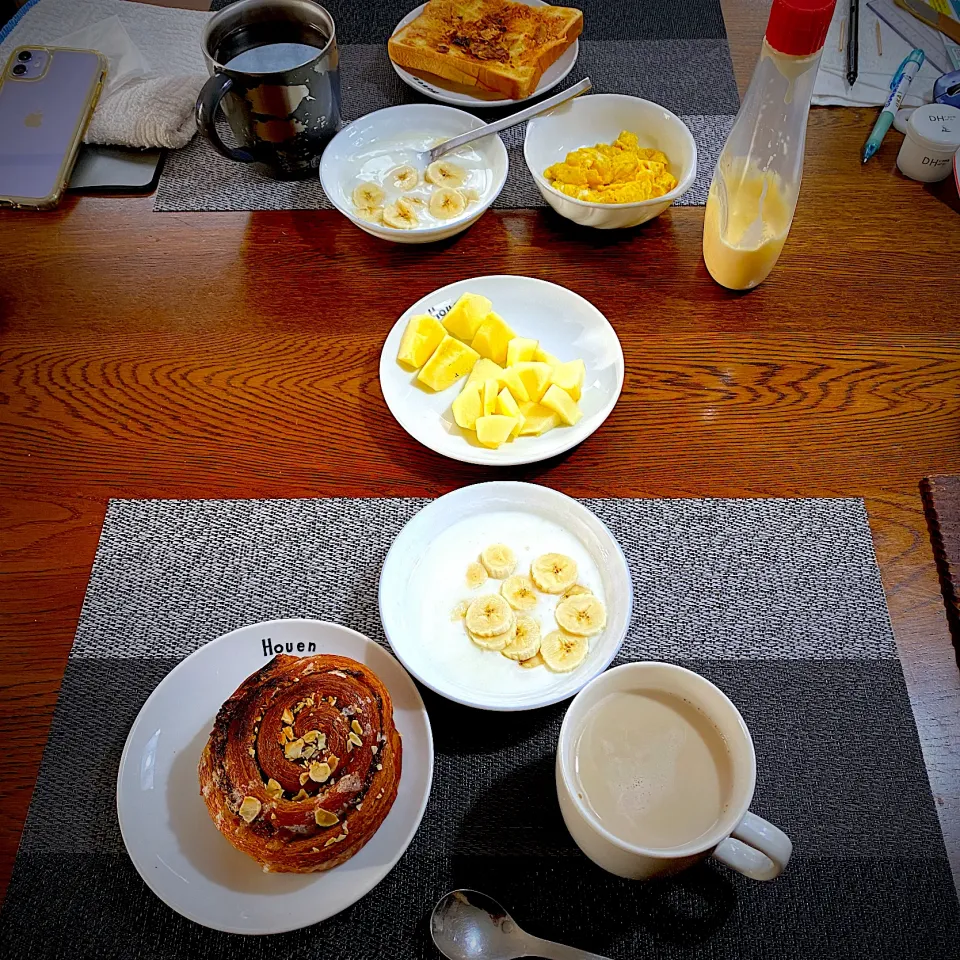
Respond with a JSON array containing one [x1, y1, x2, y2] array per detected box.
[[388, 0, 584, 101]]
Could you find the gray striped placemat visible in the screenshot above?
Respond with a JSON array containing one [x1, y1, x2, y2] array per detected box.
[[156, 0, 738, 211], [0, 495, 957, 958]]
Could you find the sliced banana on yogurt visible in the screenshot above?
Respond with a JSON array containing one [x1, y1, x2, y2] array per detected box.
[[530, 553, 578, 594], [465, 594, 515, 638], [540, 629, 588, 672], [426, 159, 467, 187], [554, 594, 606, 637], [352, 181, 385, 208], [388, 164, 420, 191], [429, 187, 466, 220], [383, 198, 419, 229]]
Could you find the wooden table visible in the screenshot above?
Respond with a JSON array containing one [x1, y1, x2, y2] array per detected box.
[[1, 0, 959, 907]]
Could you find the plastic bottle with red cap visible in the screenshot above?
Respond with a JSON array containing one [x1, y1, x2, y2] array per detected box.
[[703, 0, 837, 290]]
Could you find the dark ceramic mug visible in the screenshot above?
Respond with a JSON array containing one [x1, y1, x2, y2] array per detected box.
[[197, 0, 341, 180]]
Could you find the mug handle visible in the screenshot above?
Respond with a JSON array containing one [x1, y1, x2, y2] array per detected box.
[[712, 810, 792, 881], [196, 73, 256, 163]]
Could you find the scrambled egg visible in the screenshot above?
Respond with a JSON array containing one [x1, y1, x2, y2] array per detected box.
[[543, 131, 678, 204]]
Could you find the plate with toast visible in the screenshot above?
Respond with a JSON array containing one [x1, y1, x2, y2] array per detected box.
[[388, 0, 583, 108]]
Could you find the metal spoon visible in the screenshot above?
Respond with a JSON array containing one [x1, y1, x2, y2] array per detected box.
[[420, 77, 592, 167], [430, 888, 613, 960]]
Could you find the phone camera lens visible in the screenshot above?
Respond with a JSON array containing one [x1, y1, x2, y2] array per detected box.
[[12, 64, 27, 76], [17, 51, 32, 62]]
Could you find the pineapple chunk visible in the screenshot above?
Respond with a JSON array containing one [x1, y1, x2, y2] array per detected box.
[[550, 359, 586, 401], [534, 345, 559, 366], [518, 401, 559, 436], [472, 312, 516, 365], [498, 366, 530, 403], [496, 388, 525, 438], [397, 314, 445, 369], [541, 384, 582, 426], [482, 379, 499, 417], [506, 337, 538, 367], [466, 358, 504, 387], [452, 380, 483, 430], [442, 293, 492, 341], [513, 361, 553, 402], [418, 336, 481, 391], [476, 414, 518, 449]]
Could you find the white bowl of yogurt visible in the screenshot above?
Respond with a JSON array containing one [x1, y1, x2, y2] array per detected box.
[[320, 104, 508, 243], [379, 481, 633, 711]]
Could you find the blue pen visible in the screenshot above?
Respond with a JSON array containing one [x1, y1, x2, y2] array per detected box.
[[862, 48, 925, 163]]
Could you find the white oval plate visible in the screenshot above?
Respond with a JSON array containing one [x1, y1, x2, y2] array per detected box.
[[379, 482, 633, 711], [379, 275, 624, 466], [389, 0, 579, 108], [116, 619, 433, 935]]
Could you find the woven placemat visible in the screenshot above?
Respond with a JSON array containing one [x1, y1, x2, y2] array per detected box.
[[155, 0, 739, 211], [1, 496, 957, 959]]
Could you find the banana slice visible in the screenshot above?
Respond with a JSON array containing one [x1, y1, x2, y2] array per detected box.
[[520, 651, 545, 669], [540, 630, 588, 672], [561, 583, 593, 600], [429, 187, 466, 220], [450, 599, 470, 621], [388, 164, 420, 191], [465, 594, 515, 638], [463, 186, 481, 202], [501, 574, 538, 611], [468, 622, 514, 651], [466, 561, 488, 589], [501, 615, 541, 661], [383, 198, 419, 229], [530, 553, 578, 594], [352, 181, 385, 208], [355, 205, 383, 223], [555, 594, 607, 636], [426, 159, 467, 187], [481, 544, 517, 579]]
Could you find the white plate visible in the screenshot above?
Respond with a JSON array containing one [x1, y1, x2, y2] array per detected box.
[[389, 0, 579, 108], [379, 482, 633, 711], [116, 620, 433, 935], [379, 275, 624, 466]]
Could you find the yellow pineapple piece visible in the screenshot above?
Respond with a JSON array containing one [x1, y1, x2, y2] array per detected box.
[[498, 366, 530, 403], [466, 358, 504, 387], [471, 312, 516, 365], [541, 384, 582, 426], [518, 401, 560, 436], [549, 359, 586, 401], [397, 314, 445, 369], [452, 380, 484, 430], [534, 345, 559, 366], [417, 335, 481, 391], [513, 361, 553, 402], [506, 337, 538, 366], [482, 379, 499, 417], [496, 387, 525, 438], [475, 414, 518, 448], [442, 293, 492, 341]]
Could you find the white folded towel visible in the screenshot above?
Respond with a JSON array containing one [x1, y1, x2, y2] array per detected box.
[[85, 73, 206, 150]]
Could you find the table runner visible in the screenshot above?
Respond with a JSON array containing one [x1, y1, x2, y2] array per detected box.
[[156, 0, 739, 211], [0, 496, 957, 958]]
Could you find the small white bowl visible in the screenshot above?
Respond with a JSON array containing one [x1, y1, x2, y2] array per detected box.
[[320, 104, 508, 244], [523, 93, 697, 229]]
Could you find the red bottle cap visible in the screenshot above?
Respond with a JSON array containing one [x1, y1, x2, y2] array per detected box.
[[765, 0, 837, 56]]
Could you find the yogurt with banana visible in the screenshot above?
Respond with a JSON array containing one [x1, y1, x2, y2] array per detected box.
[[346, 133, 493, 230], [408, 509, 607, 700]]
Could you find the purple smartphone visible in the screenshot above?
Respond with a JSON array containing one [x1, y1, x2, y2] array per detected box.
[[0, 46, 107, 210]]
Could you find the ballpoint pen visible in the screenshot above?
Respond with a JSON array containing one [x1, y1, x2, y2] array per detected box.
[[861, 48, 925, 163], [846, 0, 860, 86]]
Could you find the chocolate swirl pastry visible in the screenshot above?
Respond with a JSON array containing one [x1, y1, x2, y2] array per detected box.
[[199, 654, 402, 873]]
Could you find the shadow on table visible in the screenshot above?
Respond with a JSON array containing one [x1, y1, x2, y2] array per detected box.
[[440, 742, 738, 955]]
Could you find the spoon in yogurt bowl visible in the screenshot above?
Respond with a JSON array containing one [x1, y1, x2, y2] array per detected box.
[[418, 77, 593, 168], [430, 888, 612, 960]]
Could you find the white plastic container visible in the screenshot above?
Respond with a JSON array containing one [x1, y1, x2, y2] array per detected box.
[[896, 104, 960, 183], [702, 0, 836, 290]]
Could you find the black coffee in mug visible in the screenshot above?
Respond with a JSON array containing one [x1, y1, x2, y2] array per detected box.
[[197, 0, 341, 180]]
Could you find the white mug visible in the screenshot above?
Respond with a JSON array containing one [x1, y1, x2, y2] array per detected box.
[[556, 661, 792, 881]]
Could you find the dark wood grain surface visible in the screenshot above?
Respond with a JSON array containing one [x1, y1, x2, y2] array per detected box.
[[1, 0, 959, 908]]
